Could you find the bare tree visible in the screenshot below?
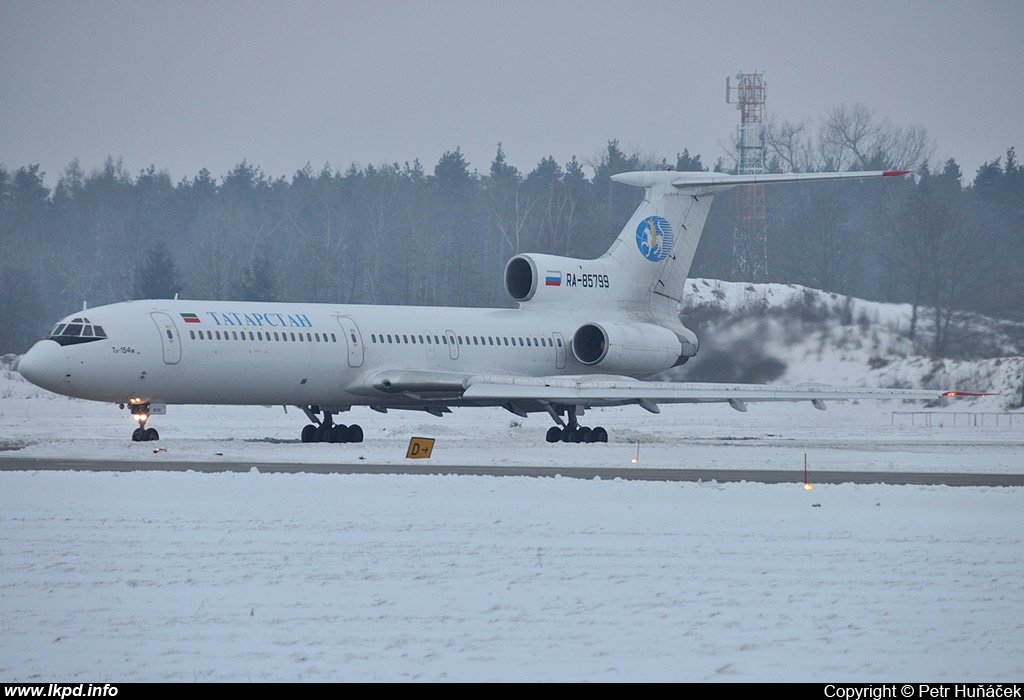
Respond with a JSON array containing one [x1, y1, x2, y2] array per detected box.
[[763, 115, 817, 172], [820, 102, 933, 171]]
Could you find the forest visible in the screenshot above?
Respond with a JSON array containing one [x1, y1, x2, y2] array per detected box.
[[1, 104, 1021, 357]]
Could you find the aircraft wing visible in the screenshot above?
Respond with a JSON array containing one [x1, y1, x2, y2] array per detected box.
[[365, 370, 970, 413], [460, 374, 949, 410]]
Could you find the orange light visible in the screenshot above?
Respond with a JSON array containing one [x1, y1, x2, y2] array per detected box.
[[804, 483, 814, 490]]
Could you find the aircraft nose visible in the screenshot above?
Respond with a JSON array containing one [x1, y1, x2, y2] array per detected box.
[[18, 340, 67, 392]]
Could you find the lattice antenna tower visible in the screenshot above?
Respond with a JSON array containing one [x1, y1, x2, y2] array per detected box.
[[726, 71, 767, 280]]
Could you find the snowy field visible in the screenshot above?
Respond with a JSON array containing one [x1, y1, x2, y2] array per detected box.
[[2, 368, 1023, 682]]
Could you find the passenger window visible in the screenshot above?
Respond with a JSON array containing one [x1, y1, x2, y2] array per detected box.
[[190, 330, 195, 339], [418, 335, 424, 344]]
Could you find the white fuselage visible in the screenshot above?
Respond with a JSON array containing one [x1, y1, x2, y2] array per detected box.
[[19, 298, 679, 410]]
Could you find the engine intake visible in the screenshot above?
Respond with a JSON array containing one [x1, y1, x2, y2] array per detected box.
[[571, 322, 685, 375], [505, 256, 535, 302]]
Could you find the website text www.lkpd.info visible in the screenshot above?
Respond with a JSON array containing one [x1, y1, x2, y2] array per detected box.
[[4, 686, 117, 698]]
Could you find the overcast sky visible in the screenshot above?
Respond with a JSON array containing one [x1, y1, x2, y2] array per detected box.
[[2, 0, 1020, 187]]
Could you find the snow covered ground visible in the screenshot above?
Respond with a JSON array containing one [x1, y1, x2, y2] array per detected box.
[[2, 366, 1023, 682], [3, 282, 1023, 682]]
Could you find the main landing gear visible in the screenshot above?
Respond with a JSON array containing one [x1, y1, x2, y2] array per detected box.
[[127, 402, 159, 442], [545, 405, 608, 444], [300, 407, 364, 443]]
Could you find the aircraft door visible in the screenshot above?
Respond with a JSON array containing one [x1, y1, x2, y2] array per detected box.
[[150, 312, 181, 365], [445, 330, 459, 360], [335, 316, 364, 368], [553, 332, 566, 369]]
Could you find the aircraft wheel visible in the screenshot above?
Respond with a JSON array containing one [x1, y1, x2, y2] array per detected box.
[[314, 423, 332, 442], [545, 426, 562, 443], [301, 424, 317, 443], [145, 428, 159, 441], [561, 427, 577, 443], [578, 427, 593, 444], [593, 426, 608, 443], [132, 427, 144, 442], [331, 424, 349, 443], [348, 424, 364, 443]]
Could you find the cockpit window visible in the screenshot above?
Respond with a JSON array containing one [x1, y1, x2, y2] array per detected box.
[[46, 317, 108, 346]]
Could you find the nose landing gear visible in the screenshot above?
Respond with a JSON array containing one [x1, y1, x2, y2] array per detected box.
[[128, 402, 159, 442]]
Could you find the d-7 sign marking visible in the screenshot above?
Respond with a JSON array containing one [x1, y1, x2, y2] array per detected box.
[[406, 437, 435, 459]]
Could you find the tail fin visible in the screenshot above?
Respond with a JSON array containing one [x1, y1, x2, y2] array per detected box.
[[505, 169, 910, 337], [606, 169, 911, 324]]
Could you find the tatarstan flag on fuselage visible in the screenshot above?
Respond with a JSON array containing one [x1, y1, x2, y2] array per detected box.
[[180, 313, 201, 324]]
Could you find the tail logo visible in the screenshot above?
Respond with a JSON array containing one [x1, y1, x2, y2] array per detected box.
[[635, 216, 674, 262]]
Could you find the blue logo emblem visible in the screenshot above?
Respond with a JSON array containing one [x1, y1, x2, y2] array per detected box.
[[635, 216, 674, 261]]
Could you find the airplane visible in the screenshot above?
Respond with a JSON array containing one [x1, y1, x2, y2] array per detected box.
[[17, 167, 952, 444]]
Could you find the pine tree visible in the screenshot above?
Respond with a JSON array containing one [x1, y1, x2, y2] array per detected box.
[[135, 239, 182, 299]]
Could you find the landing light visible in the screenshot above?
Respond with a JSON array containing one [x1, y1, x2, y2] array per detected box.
[[132, 413, 149, 423]]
